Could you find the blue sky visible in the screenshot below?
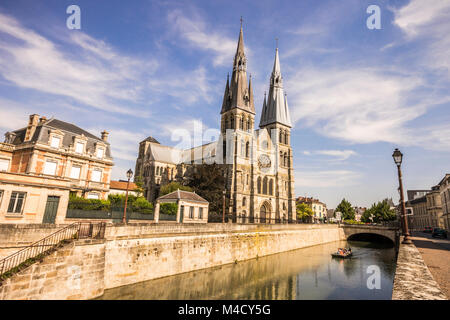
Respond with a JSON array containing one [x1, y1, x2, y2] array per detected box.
[[0, 0, 449, 208]]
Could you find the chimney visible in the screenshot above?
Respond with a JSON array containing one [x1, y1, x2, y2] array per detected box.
[[39, 116, 47, 125], [24, 114, 39, 142], [101, 130, 109, 142]]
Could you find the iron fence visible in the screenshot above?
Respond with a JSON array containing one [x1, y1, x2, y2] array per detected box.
[[208, 213, 303, 224], [0, 222, 106, 278]]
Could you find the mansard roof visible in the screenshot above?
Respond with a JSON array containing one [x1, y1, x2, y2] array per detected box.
[[7, 117, 112, 158], [259, 48, 292, 128]]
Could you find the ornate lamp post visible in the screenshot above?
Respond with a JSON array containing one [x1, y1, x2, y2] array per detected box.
[[392, 148, 412, 244], [122, 169, 133, 224], [222, 190, 226, 223]]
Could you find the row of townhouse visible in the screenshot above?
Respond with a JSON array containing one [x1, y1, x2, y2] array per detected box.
[[405, 174, 450, 232]]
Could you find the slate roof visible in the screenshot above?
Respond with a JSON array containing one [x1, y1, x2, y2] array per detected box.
[[9, 117, 112, 159], [157, 189, 208, 203]]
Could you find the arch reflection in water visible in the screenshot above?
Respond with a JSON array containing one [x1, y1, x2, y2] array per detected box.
[[97, 240, 396, 300]]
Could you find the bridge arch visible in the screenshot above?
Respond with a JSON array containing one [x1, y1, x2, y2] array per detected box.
[[342, 225, 399, 247]]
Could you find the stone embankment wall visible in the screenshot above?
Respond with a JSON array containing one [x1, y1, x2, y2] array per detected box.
[[0, 239, 105, 300], [392, 241, 447, 300], [0, 223, 345, 299]]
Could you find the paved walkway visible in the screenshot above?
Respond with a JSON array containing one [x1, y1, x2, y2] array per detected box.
[[411, 231, 450, 299]]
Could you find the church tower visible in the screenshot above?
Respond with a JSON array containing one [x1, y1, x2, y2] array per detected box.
[[259, 47, 296, 221], [220, 21, 256, 221]]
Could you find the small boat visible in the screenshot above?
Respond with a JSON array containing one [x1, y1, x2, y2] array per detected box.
[[331, 248, 353, 259]]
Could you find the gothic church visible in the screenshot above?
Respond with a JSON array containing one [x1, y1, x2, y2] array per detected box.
[[135, 23, 296, 222]]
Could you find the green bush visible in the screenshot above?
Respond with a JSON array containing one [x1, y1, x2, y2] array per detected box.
[[160, 203, 178, 215], [343, 219, 365, 225], [132, 197, 153, 214], [68, 196, 110, 211]]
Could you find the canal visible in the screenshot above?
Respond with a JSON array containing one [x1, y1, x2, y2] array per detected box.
[[97, 239, 397, 300]]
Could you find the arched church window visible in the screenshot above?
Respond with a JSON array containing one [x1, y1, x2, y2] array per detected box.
[[247, 119, 251, 131], [284, 153, 288, 167], [245, 142, 249, 158], [230, 116, 234, 130], [279, 130, 284, 143], [243, 197, 246, 207], [269, 179, 273, 195], [263, 177, 268, 195], [257, 177, 262, 194], [284, 132, 289, 145], [240, 117, 244, 130]]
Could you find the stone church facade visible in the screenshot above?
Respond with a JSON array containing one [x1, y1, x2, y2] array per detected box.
[[135, 24, 296, 223]]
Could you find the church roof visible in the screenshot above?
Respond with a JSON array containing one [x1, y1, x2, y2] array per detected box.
[[259, 48, 292, 128], [142, 136, 160, 144]]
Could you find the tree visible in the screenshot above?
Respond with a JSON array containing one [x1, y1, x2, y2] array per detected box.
[[185, 163, 227, 215], [296, 203, 314, 222], [160, 181, 192, 196], [361, 199, 396, 223], [134, 175, 145, 197], [336, 198, 355, 220]]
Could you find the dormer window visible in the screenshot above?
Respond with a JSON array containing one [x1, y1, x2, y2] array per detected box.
[[75, 142, 84, 154], [50, 136, 61, 148], [96, 148, 104, 158]]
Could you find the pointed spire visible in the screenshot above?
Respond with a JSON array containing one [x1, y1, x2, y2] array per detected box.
[[259, 46, 292, 128], [248, 74, 254, 112], [221, 74, 231, 114], [221, 20, 255, 115]]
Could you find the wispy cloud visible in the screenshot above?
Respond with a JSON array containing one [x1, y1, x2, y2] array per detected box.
[[295, 170, 362, 188], [392, 0, 450, 74], [287, 66, 431, 145], [303, 149, 357, 161], [167, 9, 238, 67], [0, 12, 157, 116]]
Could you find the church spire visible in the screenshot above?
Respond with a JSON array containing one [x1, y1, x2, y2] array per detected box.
[[259, 46, 292, 128], [221, 19, 255, 114]]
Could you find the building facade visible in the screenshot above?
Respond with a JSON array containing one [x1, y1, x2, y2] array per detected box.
[[2, 114, 113, 200], [296, 197, 327, 222], [407, 195, 428, 230], [0, 115, 114, 223], [438, 174, 450, 231], [135, 25, 296, 223], [426, 186, 443, 229]]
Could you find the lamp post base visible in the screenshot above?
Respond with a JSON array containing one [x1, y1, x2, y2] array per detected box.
[[402, 236, 413, 244]]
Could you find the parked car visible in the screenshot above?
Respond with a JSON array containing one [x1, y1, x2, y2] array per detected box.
[[431, 228, 447, 239], [423, 226, 433, 233]]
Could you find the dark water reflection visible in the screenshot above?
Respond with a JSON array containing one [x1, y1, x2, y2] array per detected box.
[[98, 240, 396, 300]]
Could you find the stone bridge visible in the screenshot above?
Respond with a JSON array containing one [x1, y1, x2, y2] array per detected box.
[[342, 225, 400, 247]]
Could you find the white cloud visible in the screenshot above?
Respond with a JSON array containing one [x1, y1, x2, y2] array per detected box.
[[287, 67, 428, 145], [392, 0, 450, 74], [0, 12, 157, 115], [148, 67, 215, 105], [304, 149, 357, 161], [167, 9, 238, 66], [295, 170, 362, 188]]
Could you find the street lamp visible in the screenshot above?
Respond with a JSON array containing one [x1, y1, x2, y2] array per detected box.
[[222, 190, 226, 223], [122, 169, 133, 224], [392, 148, 412, 244]]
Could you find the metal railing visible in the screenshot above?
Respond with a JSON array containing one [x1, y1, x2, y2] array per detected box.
[[0, 222, 106, 279], [208, 214, 303, 224]]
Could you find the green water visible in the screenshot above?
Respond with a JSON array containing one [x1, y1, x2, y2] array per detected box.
[[97, 240, 397, 300]]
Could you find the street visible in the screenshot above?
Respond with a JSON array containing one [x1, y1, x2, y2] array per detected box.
[[411, 231, 450, 299]]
